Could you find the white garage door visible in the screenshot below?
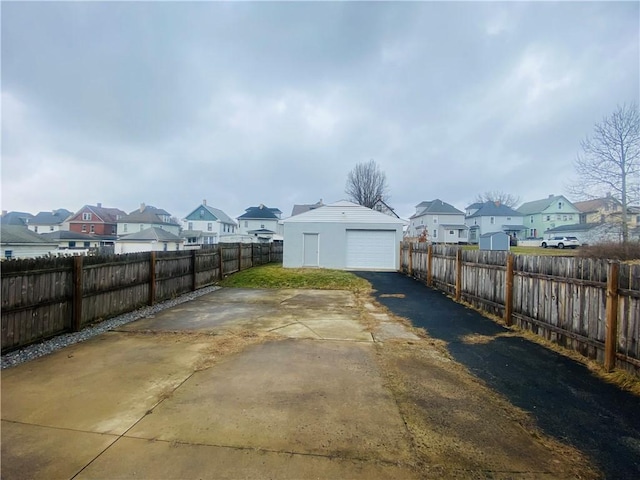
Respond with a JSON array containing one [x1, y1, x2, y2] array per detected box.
[[345, 230, 397, 270]]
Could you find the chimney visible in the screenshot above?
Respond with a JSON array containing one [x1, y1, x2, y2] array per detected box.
[[97, 203, 102, 208], [203, 199, 207, 206], [548, 194, 554, 198], [494, 201, 500, 207], [2, 210, 6, 216], [140, 203, 145, 213]]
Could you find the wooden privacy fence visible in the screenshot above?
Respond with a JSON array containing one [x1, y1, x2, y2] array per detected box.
[[400, 242, 640, 377], [1, 242, 283, 353]]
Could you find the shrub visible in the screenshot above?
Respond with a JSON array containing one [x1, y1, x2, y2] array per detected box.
[[577, 242, 640, 260]]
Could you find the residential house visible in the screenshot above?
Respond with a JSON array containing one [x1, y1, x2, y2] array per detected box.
[[118, 204, 181, 237], [1, 211, 34, 226], [26, 209, 73, 234], [1, 225, 58, 259], [67, 203, 126, 245], [291, 199, 324, 217], [237, 204, 283, 242], [372, 197, 401, 219], [40, 230, 101, 253], [116, 227, 184, 254], [517, 195, 580, 238], [409, 199, 468, 243], [574, 196, 640, 228], [465, 201, 525, 244], [181, 200, 239, 247]]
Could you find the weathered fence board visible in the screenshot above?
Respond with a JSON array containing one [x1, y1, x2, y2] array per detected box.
[[400, 242, 640, 377], [1, 243, 281, 352]]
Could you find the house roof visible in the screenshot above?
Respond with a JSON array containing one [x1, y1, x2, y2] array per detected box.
[[411, 199, 463, 218], [40, 230, 97, 241], [573, 197, 621, 213], [545, 222, 601, 233], [517, 195, 573, 215], [248, 228, 276, 234], [119, 205, 180, 225], [184, 204, 236, 224], [291, 200, 324, 216], [465, 202, 484, 210], [30, 209, 73, 225], [466, 202, 522, 219], [70, 205, 126, 223], [283, 201, 407, 225], [118, 227, 182, 242], [238, 205, 281, 220], [0, 225, 58, 245], [1, 211, 34, 226], [440, 224, 469, 229], [372, 198, 400, 218]]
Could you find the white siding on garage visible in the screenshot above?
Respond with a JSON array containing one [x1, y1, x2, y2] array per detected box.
[[345, 230, 396, 270]]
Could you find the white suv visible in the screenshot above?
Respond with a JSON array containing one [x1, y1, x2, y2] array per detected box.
[[541, 236, 581, 249]]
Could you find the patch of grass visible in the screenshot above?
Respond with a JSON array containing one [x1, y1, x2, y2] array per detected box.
[[219, 263, 371, 292]]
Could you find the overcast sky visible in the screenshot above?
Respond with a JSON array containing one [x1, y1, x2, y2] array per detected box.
[[2, 1, 638, 221]]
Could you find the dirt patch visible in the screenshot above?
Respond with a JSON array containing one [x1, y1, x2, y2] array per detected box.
[[379, 293, 406, 299], [374, 340, 600, 479]]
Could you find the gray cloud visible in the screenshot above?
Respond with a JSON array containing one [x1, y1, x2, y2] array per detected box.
[[2, 2, 638, 220]]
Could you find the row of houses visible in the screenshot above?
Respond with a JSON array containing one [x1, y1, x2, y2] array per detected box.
[[407, 194, 640, 245]]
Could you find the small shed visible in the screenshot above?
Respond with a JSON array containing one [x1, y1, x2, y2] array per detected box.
[[479, 231, 510, 251], [282, 201, 407, 271], [116, 227, 184, 254]]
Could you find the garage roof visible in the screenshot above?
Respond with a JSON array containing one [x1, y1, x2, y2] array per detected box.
[[282, 201, 407, 225]]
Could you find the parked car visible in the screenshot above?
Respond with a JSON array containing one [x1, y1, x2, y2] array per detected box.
[[541, 236, 581, 249]]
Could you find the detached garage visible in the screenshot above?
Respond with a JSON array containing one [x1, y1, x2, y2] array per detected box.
[[282, 201, 407, 271]]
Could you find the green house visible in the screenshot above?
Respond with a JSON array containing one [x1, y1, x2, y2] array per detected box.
[[517, 195, 580, 239]]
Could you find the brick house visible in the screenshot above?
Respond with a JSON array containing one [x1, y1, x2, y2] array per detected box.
[[67, 203, 126, 245]]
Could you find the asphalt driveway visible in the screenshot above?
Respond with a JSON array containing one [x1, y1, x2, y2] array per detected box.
[[357, 271, 640, 479]]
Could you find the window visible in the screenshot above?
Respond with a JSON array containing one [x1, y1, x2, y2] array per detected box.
[[449, 230, 454, 235], [507, 217, 511, 221], [82, 212, 92, 221], [433, 229, 438, 238], [261, 224, 265, 229], [244, 221, 248, 227], [569, 215, 573, 221], [188, 222, 193, 230], [490, 217, 495, 224], [82, 224, 87, 232], [84, 242, 90, 248], [433, 216, 438, 224], [546, 215, 551, 221], [69, 241, 76, 247], [50, 226, 54, 232], [207, 223, 213, 231], [34, 226, 38, 233], [563, 215, 568, 221], [530, 216, 534, 223], [90, 225, 95, 233], [4, 250, 12, 259], [112, 226, 116, 234], [163, 243, 168, 251], [124, 224, 128, 233], [558, 202, 563, 209]]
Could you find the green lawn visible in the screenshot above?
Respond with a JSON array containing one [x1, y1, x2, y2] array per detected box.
[[219, 263, 371, 292]]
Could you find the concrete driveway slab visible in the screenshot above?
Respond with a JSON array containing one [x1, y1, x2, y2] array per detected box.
[[126, 339, 411, 463], [1, 332, 209, 434], [1, 421, 118, 480], [77, 437, 418, 480]]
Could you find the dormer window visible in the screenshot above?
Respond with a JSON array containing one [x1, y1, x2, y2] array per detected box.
[[82, 212, 92, 221]]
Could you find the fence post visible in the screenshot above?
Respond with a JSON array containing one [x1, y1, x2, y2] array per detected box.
[[427, 245, 433, 287], [504, 253, 514, 326], [455, 249, 462, 301], [239, 243, 244, 270], [218, 244, 224, 280], [408, 242, 413, 277], [149, 251, 156, 306], [191, 249, 197, 291], [604, 261, 620, 372], [72, 256, 83, 332]]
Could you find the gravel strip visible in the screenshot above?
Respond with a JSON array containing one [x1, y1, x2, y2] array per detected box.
[[1, 285, 221, 370]]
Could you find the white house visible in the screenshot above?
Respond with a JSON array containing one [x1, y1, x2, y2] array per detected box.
[[1, 226, 58, 259], [465, 201, 525, 244], [372, 197, 401, 219], [116, 227, 184, 254], [409, 199, 468, 243], [117, 204, 181, 237], [237, 204, 283, 242], [181, 200, 239, 247], [282, 200, 407, 271], [26, 209, 72, 234]]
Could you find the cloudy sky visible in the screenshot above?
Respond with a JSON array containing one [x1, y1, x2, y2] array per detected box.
[[2, 1, 638, 221]]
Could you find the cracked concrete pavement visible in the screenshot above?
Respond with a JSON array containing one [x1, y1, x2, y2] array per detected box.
[[1, 288, 596, 479]]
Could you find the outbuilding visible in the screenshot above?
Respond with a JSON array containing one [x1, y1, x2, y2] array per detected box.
[[479, 231, 510, 251], [282, 201, 407, 271]]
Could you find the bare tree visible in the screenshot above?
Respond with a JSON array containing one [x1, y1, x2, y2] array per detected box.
[[473, 191, 521, 208], [345, 160, 389, 208], [570, 103, 640, 243]]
